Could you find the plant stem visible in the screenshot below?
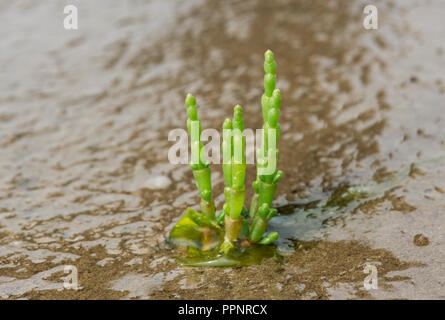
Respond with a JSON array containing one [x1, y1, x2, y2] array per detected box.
[[249, 203, 277, 243], [250, 50, 283, 244], [185, 93, 215, 219], [221, 105, 246, 253]]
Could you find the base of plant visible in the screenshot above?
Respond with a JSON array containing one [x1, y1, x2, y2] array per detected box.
[[219, 239, 236, 255], [199, 226, 218, 251], [171, 227, 280, 267], [169, 208, 279, 266]]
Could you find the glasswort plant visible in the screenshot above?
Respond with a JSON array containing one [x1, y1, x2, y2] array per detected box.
[[169, 50, 283, 262]]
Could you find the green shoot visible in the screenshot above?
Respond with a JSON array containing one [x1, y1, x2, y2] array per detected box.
[[170, 49, 283, 261], [249, 50, 283, 244], [221, 105, 246, 253], [185, 93, 216, 219]]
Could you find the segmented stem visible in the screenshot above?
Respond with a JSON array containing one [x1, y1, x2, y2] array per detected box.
[[185, 93, 215, 219], [221, 105, 246, 253], [249, 50, 283, 243]]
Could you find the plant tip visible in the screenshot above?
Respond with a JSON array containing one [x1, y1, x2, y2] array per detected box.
[[223, 118, 232, 129], [185, 93, 196, 106]]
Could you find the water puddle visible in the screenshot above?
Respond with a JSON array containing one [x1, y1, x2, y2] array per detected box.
[[168, 157, 443, 267]]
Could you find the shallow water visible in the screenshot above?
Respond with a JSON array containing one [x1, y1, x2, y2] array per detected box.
[[0, 0, 444, 299]]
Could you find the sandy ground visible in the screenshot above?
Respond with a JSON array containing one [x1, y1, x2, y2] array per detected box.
[[0, 0, 444, 299]]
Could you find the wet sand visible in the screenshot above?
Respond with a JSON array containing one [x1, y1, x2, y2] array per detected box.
[[0, 0, 444, 299]]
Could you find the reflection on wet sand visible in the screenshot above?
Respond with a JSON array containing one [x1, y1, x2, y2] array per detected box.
[[1, 0, 444, 299]]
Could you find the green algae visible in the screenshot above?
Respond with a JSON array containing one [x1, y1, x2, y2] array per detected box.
[[325, 184, 368, 208], [179, 245, 280, 267], [169, 210, 280, 267], [169, 210, 223, 251]]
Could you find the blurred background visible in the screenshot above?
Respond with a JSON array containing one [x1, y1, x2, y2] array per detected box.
[[0, 0, 444, 299]]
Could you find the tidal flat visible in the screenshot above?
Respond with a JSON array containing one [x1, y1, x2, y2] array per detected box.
[[0, 0, 444, 299]]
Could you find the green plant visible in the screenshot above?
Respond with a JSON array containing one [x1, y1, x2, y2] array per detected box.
[[169, 49, 283, 256], [249, 49, 282, 244], [184, 94, 217, 250]]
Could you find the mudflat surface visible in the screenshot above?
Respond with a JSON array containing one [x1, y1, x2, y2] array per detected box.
[[0, 0, 444, 299]]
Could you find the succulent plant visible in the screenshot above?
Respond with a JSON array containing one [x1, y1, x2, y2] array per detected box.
[[170, 49, 283, 258]]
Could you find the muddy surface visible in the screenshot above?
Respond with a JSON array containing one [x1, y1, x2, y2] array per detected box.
[[1, 0, 444, 299]]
